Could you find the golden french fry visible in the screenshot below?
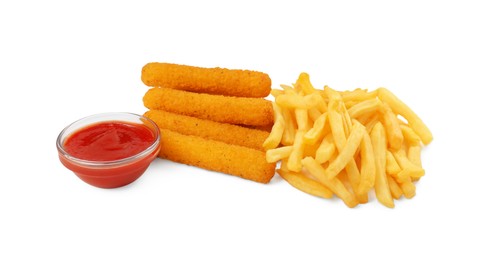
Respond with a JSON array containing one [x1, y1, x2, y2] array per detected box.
[[302, 157, 358, 208], [295, 108, 309, 131], [358, 130, 376, 195], [281, 109, 296, 146], [276, 93, 309, 109], [399, 177, 416, 199], [304, 112, 328, 145], [277, 169, 333, 199], [387, 174, 403, 199], [386, 150, 401, 176], [303, 93, 325, 111], [280, 84, 296, 94], [315, 135, 336, 164], [326, 121, 365, 179], [307, 107, 322, 122], [363, 114, 380, 134], [380, 103, 404, 150], [263, 103, 285, 150], [407, 144, 422, 168], [400, 124, 421, 146], [287, 130, 306, 172], [371, 122, 395, 208], [295, 72, 316, 94], [341, 89, 378, 102], [266, 146, 293, 163], [327, 97, 346, 151], [341, 105, 352, 137], [270, 89, 284, 97], [313, 92, 328, 113], [263, 119, 285, 150], [348, 98, 382, 119], [378, 88, 433, 144], [392, 150, 425, 179]]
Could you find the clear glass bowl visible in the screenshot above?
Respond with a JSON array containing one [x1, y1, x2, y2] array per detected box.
[[56, 112, 161, 188]]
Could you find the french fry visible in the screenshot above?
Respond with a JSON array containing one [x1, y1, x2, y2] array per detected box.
[[378, 88, 433, 145], [287, 130, 306, 172], [380, 103, 404, 150], [358, 130, 376, 195], [386, 150, 401, 176], [326, 121, 365, 179], [341, 89, 378, 102], [270, 89, 284, 97], [392, 150, 425, 179], [341, 105, 352, 138], [281, 109, 296, 146], [348, 98, 382, 119], [399, 178, 416, 199], [327, 97, 346, 150], [266, 146, 293, 163], [371, 122, 394, 208], [400, 124, 421, 146], [302, 157, 358, 208], [407, 145, 422, 168], [295, 72, 316, 94], [263, 103, 285, 150], [295, 108, 309, 131], [308, 107, 322, 122], [280, 84, 296, 94], [277, 169, 333, 199], [387, 175, 403, 199], [276, 93, 309, 109], [304, 113, 328, 145], [363, 114, 380, 134], [315, 135, 336, 164]]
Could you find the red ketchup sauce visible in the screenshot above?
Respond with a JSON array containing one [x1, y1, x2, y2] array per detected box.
[[59, 120, 160, 188], [64, 121, 155, 161]]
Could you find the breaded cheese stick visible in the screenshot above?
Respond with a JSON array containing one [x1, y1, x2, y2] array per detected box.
[[141, 62, 271, 98], [143, 87, 274, 126], [144, 110, 269, 151], [159, 128, 276, 183]]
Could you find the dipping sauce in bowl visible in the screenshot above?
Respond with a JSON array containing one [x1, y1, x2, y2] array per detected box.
[[56, 113, 161, 188]]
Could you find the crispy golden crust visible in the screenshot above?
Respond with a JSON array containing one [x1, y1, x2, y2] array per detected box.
[[144, 110, 269, 151], [143, 87, 274, 126], [159, 128, 276, 183], [141, 62, 271, 98]]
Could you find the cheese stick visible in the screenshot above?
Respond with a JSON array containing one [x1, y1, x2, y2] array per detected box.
[[144, 110, 269, 151], [142, 62, 271, 98], [143, 87, 274, 126], [159, 128, 276, 183]]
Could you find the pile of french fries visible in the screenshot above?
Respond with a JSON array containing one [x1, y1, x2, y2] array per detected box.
[[264, 73, 433, 208]]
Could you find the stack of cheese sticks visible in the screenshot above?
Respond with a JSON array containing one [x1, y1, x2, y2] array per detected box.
[[141, 62, 276, 183]]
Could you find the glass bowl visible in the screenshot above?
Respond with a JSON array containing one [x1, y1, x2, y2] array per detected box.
[[56, 112, 161, 188]]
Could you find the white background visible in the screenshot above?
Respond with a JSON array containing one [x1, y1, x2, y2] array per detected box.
[[1, 0, 491, 259]]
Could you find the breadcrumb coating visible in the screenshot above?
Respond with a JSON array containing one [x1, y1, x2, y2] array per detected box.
[[143, 87, 274, 126], [159, 128, 276, 183], [141, 62, 271, 98]]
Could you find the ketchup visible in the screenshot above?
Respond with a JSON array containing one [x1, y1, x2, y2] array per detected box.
[[64, 121, 155, 161]]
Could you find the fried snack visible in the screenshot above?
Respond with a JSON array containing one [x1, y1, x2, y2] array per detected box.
[[159, 128, 276, 184], [141, 62, 271, 98], [277, 168, 333, 199], [143, 87, 274, 126], [378, 88, 433, 144], [144, 110, 269, 151], [264, 72, 433, 208]]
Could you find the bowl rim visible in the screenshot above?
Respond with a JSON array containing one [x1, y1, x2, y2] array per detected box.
[[56, 112, 161, 168]]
